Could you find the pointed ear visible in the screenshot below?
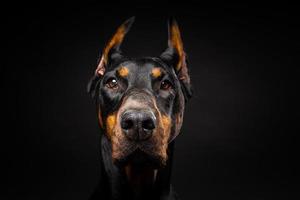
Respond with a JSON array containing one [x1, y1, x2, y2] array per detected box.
[[95, 17, 135, 76], [160, 18, 192, 99], [88, 17, 134, 98]]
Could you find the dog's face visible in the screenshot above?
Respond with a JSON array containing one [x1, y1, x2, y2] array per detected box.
[[88, 17, 192, 168]]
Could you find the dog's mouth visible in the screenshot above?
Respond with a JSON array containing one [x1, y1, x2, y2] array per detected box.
[[116, 149, 160, 190], [114, 148, 163, 169]]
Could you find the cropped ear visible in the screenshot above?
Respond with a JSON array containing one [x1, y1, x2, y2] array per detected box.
[[160, 18, 192, 100], [87, 17, 135, 98], [95, 16, 135, 76]]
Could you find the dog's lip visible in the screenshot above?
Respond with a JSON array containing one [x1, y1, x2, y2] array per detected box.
[[114, 148, 162, 168]]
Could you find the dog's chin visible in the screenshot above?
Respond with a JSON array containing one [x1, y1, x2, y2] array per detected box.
[[114, 149, 164, 169]]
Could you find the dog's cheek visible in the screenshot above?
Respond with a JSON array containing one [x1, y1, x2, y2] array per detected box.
[[111, 136, 125, 161], [162, 115, 171, 134], [160, 115, 172, 162], [101, 86, 123, 113], [169, 90, 185, 142], [106, 112, 128, 161], [174, 112, 183, 136], [106, 113, 117, 138]]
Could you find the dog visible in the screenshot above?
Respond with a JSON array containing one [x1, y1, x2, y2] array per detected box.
[[87, 17, 192, 200]]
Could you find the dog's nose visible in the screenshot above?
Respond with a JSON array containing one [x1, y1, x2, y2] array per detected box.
[[121, 110, 156, 141]]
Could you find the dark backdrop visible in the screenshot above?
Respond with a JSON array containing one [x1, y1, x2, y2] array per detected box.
[[2, 2, 298, 200]]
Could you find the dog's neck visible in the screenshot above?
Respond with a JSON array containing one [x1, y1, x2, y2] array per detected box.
[[93, 134, 175, 200]]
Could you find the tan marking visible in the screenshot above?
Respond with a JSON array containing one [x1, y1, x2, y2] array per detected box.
[[169, 22, 184, 71], [118, 66, 129, 77], [159, 115, 171, 162], [161, 115, 171, 132], [106, 113, 117, 137], [151, 67, 162, 78], [103, 26, 126, 64]]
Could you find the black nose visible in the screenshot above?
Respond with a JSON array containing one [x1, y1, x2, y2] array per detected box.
[[121, 110, 156, 141]]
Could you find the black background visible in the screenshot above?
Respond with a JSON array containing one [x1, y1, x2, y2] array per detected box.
[[2, 1, 298, 200]]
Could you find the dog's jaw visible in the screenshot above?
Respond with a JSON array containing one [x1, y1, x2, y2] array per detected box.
[[99, 134, 176, 200]]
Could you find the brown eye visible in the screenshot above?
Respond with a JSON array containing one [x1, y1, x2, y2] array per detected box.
[[105, 78, 118, 89], [160, 80, 172, 90]]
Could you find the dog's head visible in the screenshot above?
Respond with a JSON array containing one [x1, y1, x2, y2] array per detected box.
[[88, 17, 192, 168]]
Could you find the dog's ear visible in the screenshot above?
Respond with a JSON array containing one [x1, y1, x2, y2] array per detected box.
[[95, 16, 135, 76], [160, 18, 192, 100], [88, 17, 135, 97]]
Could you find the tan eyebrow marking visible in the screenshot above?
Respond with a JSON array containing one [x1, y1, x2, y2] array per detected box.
[[151, 67, 162, 78], [118, 66, 129, 77]]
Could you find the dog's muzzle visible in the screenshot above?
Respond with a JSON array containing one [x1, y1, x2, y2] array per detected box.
[[110, 89, 171, 166]]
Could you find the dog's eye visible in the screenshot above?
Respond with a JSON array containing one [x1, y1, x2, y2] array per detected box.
[[160, 80, 173, 90], [105, 78, 118, 89]]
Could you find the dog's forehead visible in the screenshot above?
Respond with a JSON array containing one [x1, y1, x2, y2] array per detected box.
[[116, 58, 168, 75]]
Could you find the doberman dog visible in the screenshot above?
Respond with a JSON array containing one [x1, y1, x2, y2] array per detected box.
[[87, 17, 192, 200]]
